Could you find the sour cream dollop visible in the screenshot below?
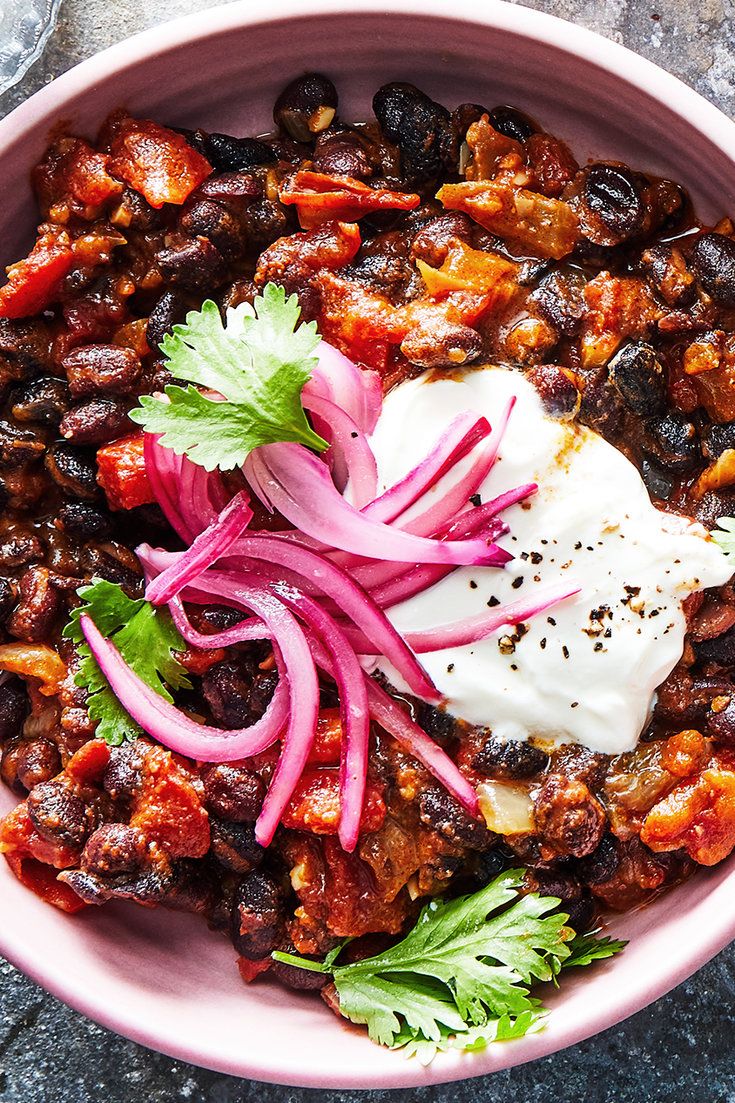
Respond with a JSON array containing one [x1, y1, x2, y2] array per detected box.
[[371, 366, 732, 755]]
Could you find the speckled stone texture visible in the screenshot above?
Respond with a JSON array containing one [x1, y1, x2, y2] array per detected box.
[[0, 1, 734, 1099]]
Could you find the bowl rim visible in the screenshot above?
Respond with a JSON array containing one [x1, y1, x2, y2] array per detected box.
[[2, 0, 735, 1087]]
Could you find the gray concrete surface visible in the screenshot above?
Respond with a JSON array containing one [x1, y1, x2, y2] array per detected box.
[[1, 1, 734, 1099]]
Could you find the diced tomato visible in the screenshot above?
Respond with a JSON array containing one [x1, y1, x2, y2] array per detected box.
[[33, 137, 123, 219], [65, 739, 111, 785], [0, 802, 80, 869], [255, 220, 361, 286], [308, 709, 342, 765], [177, 646, 228, 675], [0, 642, 67, 696], [96, 432, 155, 511], [280, 171, 420, 229], [0, 227, 74, 318], [237, 956, 272, 984], [3, 853, 87, 914], [130, 745, 210, 858], [107, 114, 212, 208], [282, 768, 386, 836]]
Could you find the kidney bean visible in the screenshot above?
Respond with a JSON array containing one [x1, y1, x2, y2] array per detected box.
[[7, 567, 62, 642], [45, 443, 99, 499], [312, 130, 373, 179], [62, 344, 142, 398], [11, 377, 70, 426], [103, 741, 145, 802], [534, 774, 606, 858], [526, 364, 580, 419], [82, 823, 146, 876], [59, 398, 131, 445], [230, 869, 283, 959], [202, 763, 265, 822], [401, 321, 482, 369], [179, 199, 247, 260], [16, 738, 61, 790], [530, 268, 587, 337], [156, 233, 227, 291], [27, 781, 92, 848]]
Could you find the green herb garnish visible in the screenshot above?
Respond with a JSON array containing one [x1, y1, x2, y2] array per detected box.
[[273, 870, 626, 1064], [63, 579, 190, 745], [713, 516, 735, 557], [130, 284, 328, 471]]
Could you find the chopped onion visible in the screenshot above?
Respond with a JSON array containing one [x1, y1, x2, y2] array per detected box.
[[477, 780, 534, 834], [144, 435, 192, 541], [247, 442, 501, 566]]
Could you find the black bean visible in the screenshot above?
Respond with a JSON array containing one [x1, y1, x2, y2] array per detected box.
[[16, 738, 61, 790], [230, 869, 283, 960], [11, 377, 70, 426], [644, 412, 700, 472], [530, 269, 587, 337], [0, 318, 54, 378], [59, 399, 130, 446], [697, 627, 735, 668], [0, 530, 42, 568], [702, 421, 735, 460], [0, 678, 27, 742], [579, 368, 625, 436], [156, 234, 226, 291], [0, 577, 18, 625], [202, 763, 265, 822], [179, 199, 247, 260], [487, 105, 538, 142], [0, 420, 45, 469], [146, 290, 189, 352], [373, 82, 451, 185], [690, 232, 735, 307], [475, 846, 512, 884], [0, 740, 25, 794], [7, 567, 62, 642], [200, 605, 247, 632], [641, 457, 675, 499], [209, 817, 264, 872], [205, 133, 277, 171], [45, 443, 100, 499], [418, 786, 489, 849], [576, 833, 621, 885], [473, 733, 549, 779], [640, 242, 695, 307], [55, 502, 112, 540], [525, 869, 582, 904], [27, 781, 91, 848], [81, 542, 142, 589], [607, 341, 667, 417], [274, 73, 338, 143], [582, 163, 646, 242], [82, 823, 145, 876], [62, 344, 141, 398], [414, 702, 458, 747]]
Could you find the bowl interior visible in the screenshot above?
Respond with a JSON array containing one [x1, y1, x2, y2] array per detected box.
[[1, 1, 734, 1088]]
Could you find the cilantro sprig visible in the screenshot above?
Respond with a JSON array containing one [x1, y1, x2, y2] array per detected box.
[[273, 870, 626, 1063], [713, 516, 735, 557], [63, 579, 190, 745], [130, 284, 328, 471]]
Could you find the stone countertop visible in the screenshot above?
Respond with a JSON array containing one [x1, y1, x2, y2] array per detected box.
[[1, 1, 734, 1100]]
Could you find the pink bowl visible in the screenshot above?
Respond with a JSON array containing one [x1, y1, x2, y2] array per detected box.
[[1, 0, 735, 1087]]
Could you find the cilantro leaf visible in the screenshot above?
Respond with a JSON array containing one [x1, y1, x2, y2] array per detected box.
[[713, 516, 735, 557], [562, 930, 628, 969], [129, 285, 328, 471], [63, 579, 190, 745], [273, 870, 626, 1062]]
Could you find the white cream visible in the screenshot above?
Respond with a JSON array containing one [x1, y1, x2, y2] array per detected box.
[[370, 366, 732, 755]]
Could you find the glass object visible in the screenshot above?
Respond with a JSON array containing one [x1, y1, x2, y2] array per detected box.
[[0, 0, 63, 96]]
